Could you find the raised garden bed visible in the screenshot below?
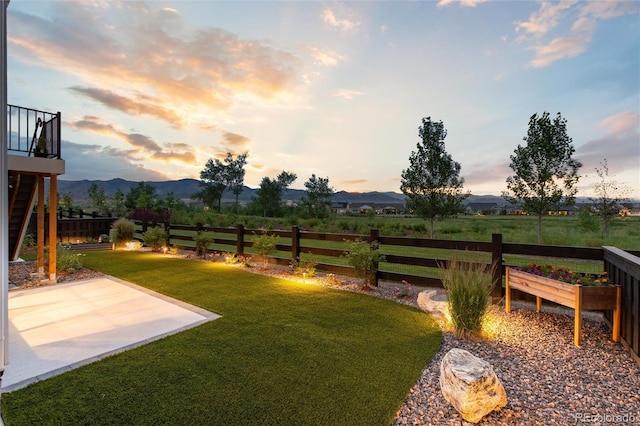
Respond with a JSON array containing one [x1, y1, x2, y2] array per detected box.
[[505, 267, 621, 346]]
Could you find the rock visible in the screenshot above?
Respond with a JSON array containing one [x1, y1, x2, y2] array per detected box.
[[439, 348, 507, 424], [417, 289, 450, 321]]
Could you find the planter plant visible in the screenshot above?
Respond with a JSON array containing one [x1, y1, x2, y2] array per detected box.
[[505, 264, 621, 346]]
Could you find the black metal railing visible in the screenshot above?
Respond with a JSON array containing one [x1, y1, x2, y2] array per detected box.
[[7, 104, 61, 159]]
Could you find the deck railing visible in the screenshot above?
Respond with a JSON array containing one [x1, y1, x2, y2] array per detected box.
[[7, 104, 61, 159]]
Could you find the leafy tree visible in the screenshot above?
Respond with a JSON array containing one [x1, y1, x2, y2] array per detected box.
[[226, 152, 249, 212], [87, 183, 108, 213], [400, 117, 468, 238], [503, 112, 581, 244], [589, 159, 631, 238], [111, 188, 126, 216], [252, 171, 297, 217], [193, 152, 248, 213], [59, 191, 74, 211], [300, 174, 334, 219], [125, 182, 156, 210]]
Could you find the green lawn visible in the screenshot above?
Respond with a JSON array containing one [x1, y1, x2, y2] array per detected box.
[[2, 251, 442, 425]]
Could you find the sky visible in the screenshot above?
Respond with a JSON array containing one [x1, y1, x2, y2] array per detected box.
[[6, 0, 640, 198]]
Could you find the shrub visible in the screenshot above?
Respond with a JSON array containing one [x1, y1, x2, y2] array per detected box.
[[290, 253, 318, 278], [112, 218, 135, 244], [55, 244, 85, 273], [194, 232, 215, 257], [21, 233, 35, 250], [143, 226, 167, 251], [577, 208, 600, 233], [344, 239, 385, 287], [440, 258, 494, 338], [252, 233, 278, 266]]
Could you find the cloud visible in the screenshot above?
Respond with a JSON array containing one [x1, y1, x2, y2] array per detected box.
[[60, 141, 168, 181], [308, 46, 347, 67], [516, 0, 639, 68], [575, 111, 640, 175], [322, 5, 360, 33], [437, 0, 491, 8], [8, 1, 302, 126], [68, 116, 197, 164], [332, 89, 365, 101], [69, 87, 185, 128]]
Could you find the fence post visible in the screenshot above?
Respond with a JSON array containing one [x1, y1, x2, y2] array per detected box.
[[236, 224, 244, 256], [292, 225, 300, 261], [164, 220, 170, 247], [370, 228, 380, 287], [491, 233, 503, 303]]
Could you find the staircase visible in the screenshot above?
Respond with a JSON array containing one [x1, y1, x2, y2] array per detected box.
[[8, 173, 38, 261]]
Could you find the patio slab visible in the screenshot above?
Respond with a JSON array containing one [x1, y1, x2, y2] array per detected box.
[[2, 276, 219, 392]]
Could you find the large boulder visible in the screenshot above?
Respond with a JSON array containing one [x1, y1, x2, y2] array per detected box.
[[417, 289, 450, 321], [439, 348, 507, 423]]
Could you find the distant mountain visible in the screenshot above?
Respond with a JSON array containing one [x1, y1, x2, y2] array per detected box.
[[53, 178, 596, 207]]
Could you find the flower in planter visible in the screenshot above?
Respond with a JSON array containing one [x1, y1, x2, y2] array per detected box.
[[515, 263, 609, 286]]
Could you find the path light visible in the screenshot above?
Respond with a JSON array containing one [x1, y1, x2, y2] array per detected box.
[[125, 241, 136, 251], [162, 246, 168, 254]]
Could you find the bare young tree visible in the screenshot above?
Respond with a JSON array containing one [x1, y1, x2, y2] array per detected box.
[[589, 159, 631, 238]]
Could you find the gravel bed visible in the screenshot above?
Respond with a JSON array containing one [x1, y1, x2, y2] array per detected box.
[[393, 304, 640, 426], [9, 255, 640, 425]]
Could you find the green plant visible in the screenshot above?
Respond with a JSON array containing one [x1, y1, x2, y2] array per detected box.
[[194, 232, 215, 256], [252, 233, 278, 266], [55, 244, 85, 273], [290, 253, 318, 278], [112, 218, 135, 244], [35, 133, 48, 156], [577, 208, 600, 233], [343, 239, 385, 287], [222, 252, 240, 264], [21, 233, 35, 250], [440, 258, 494, 338], [143, 226, 167, 252]]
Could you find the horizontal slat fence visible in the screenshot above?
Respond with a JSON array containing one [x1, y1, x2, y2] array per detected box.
[[603, 247, 640, 365]]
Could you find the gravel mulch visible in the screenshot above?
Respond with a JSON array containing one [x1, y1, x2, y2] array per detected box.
[[8, 261, 104, 290], [8, 254, 640, 425]]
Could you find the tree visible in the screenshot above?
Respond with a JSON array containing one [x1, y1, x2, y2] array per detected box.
[[226, 152, 249, 212], [193, 152, 248, 213], [300, 174, 334, 219], [125, 182, 156, 210], [252, 171, 297, 217], [503, 112, 582, 244], [400, 117, 468, 238], [87, 183, 108, 213], [110, 188, 126, 216], [193, 157, 227, 212], [589, 159, 631, 238]]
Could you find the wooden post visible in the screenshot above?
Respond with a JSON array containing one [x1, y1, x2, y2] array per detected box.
[[48, 175, 57, 282], [490, 233, 503, 303], [236, 224, 244, 256], [291, 225, 300, 261], [370, 228, 380, 287], [574, 285, 582, 346], [505, 267, 511, 313], [536, 296, 542, 313], [613, 286, 621, 342], [36, 175, 45, 276]]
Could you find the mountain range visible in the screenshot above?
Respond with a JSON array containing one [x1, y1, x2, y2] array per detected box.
[[53, 178, 511, 206]]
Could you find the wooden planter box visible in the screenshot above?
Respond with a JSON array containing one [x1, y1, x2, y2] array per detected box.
[[505, 267, 621, 346]]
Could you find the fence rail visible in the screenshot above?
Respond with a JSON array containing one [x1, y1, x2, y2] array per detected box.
[[29, 215, 640, 363]]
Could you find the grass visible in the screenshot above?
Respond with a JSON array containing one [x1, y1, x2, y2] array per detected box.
[[2, 251, 442, 425]]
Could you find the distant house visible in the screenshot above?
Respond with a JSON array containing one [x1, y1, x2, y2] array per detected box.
[[331, 202, 349, 214], [465, 203, 503, 215]]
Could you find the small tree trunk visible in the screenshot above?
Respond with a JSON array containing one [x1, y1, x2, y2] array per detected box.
[[429, 218, 435, 239], [537, 214, 543, 244]]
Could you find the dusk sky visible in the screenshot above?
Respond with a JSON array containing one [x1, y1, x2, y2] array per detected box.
[[6, 0, 640, 198]]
